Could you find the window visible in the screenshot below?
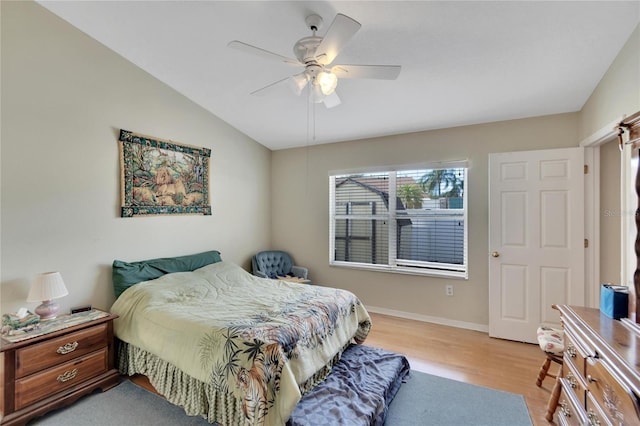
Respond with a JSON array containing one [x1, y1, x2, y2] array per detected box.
[[329, 163, 468, 278]]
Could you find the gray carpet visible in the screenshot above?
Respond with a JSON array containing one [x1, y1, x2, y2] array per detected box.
[[385, 371, 533, 425], [30, 371, 532, 425]]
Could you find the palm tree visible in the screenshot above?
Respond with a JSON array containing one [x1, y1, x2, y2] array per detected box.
[[399, 184, 424, 209], [419, 169, 463, 198]]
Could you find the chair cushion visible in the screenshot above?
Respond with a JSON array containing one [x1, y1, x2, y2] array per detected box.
[[536, 325, 564, 356]]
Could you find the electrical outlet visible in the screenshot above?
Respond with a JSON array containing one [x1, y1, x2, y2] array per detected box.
[[446, 285, 454, 296]]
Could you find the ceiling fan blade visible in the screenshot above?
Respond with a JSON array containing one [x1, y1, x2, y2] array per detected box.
[[322, 91, 341, 109], [315, 14, 361, 65], [228, 40, 301, 66], [331, 64, 401, 80], [250, 77, 290, 96]]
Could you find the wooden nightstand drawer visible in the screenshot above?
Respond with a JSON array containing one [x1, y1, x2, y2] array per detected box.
[[14, 348, 108, 410], [15, 323, 108, 378], [1, 310, 119, 425]]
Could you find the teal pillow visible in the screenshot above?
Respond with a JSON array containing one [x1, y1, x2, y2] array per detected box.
[[112, 250, 222, 298]]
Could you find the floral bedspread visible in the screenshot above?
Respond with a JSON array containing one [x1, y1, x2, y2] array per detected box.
[[111, 261, 371, 425]]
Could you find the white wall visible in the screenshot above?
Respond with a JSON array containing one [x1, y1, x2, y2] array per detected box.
[[0, 2, 272, 314]]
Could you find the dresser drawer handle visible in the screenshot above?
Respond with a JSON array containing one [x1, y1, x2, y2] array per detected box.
[[566, 372, 578, 388], [560, 400, 571, 417], [587, 374, 598, 383], [587, 409, 601, 425], [56, 341, 79, 355], [57, 368, 78, 383], [566, 343, 577, 358]]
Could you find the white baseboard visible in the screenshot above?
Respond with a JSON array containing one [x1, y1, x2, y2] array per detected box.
[[366, 305, 489, 333]]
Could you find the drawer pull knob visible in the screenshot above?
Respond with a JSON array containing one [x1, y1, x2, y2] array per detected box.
[[566, 373, 578, 388], [587, 374, 598, 383], [566, 344, 577, 358], [57, 341, 79, 354], [57, 368, 78, 383], [560, 401, 571, 417], [587, 409, 601, 425]]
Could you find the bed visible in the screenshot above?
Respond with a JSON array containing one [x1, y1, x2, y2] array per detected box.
[[110, 251, 372, 425]]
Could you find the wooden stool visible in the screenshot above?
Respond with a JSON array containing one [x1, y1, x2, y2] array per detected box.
[[535, 325, 564, 387]]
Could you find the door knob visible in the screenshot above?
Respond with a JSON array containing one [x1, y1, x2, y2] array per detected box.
[[491, 251, 500, 258]]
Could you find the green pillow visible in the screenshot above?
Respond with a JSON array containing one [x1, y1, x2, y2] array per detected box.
[[112, 250, 222, 298]]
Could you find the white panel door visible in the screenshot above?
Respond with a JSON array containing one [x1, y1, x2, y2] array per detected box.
[[489, 148, 584, 343]]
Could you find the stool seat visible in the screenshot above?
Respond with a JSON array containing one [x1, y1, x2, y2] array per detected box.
[[536, 325, 564, 356], [535, 324, 564, 395]]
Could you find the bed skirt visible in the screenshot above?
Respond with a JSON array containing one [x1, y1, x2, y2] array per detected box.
[[116, 340, 347, 425]]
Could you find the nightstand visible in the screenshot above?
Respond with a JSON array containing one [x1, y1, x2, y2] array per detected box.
[[0, 310, 119, 425]]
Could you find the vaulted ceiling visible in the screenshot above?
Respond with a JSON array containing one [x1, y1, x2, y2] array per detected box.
[[38, 1, 640, 150]]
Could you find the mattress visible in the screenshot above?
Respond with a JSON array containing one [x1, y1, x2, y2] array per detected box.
[[111, 261, 371, 425]]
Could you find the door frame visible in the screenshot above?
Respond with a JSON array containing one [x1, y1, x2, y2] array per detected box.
[[580, 115, 627, 308]]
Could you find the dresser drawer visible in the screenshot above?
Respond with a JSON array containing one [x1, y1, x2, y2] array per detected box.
[[557, 378, 588, 426], [14, 348, 108, 410], [563, 360, 587, 408], [586, 359, 639, 425], [16, 323, 108, 378], [563, 334, 587, 379], [586, 392, 615, 426]]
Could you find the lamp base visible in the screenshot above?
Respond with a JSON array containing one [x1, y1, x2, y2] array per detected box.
[[35, 300, 60, 321]]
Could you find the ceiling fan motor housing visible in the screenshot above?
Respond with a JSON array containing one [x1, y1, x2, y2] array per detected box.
[[293, 36, 323, 64]]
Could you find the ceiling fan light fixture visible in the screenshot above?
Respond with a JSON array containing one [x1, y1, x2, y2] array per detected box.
[[317, 71, 338, 95], [310, 83, 326, 103], [288, 73, 308, 96]]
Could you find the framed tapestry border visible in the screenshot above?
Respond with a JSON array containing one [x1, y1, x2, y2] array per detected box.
[[119, 129, 212, 217]]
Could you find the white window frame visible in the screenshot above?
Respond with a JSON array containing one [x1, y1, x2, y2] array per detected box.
[[329, 161, 469, 279]]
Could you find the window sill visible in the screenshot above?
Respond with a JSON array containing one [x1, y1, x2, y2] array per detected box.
[[329, 261, 468, 279]]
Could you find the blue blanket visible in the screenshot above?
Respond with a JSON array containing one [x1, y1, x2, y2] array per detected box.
[[288, 344, 410, 426]]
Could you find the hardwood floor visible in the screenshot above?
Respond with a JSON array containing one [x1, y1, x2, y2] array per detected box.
[[131, 312, 557, 425], [365, 312, 555, 426]]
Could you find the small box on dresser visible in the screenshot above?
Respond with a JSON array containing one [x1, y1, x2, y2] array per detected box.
[[0, 310, 119, 425]]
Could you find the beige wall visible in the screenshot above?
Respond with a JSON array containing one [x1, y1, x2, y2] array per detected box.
[[599, 140, 622, 285], [579, 24, 640, 140], [271, 24, 639, 329], [0, 2, 272, 314], [272, 114, 578, 327], [582, 24, 639, 288], [2, 3, 637, 329]]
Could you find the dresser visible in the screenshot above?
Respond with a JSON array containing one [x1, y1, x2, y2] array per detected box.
[[0, 311, 119, 425], [550, 305, 640, 425]]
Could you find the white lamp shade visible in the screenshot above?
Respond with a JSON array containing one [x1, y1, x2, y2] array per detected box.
[[27, 272, 69, 302], [288, 73, 308, 96]]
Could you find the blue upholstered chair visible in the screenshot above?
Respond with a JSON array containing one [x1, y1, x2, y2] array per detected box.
[[251, 250, 308, 280]]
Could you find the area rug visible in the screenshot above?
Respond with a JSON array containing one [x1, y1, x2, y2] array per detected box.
[[30, 372, 532, 426]]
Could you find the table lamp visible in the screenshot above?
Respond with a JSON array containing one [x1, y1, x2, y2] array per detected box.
[[27, 271, 69, 320]]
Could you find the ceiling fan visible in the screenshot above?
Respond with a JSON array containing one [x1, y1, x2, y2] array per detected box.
[[228, 13, 401, 108]]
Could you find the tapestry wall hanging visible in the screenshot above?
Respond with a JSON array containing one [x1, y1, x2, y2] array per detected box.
[[118, 129, 211, 217]]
